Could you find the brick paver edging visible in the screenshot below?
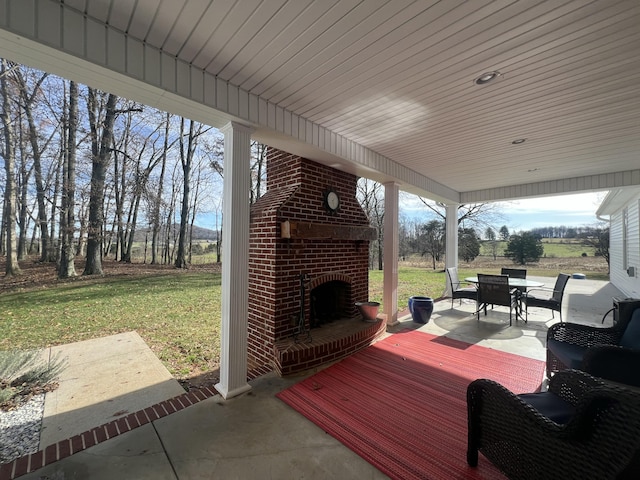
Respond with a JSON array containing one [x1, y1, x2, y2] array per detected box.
[[0, 386, 219, 480]]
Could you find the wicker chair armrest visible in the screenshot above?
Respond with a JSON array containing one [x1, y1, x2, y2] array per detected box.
[[547, 321, 621, 346], [468, 379, 566, 433], [582, 346, 640, 388], [565, 384, 640, 448], [547, 369, 604, 406]]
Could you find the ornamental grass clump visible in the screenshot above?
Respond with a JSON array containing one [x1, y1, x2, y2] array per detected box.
[[0, 349, 66, 411]]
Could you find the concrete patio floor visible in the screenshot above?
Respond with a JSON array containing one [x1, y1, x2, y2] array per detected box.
[[5, 276, 624, 480]]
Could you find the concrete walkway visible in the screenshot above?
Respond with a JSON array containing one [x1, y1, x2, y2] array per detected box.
[[2, 276, 624, 480], [40, 332, 185, 449]]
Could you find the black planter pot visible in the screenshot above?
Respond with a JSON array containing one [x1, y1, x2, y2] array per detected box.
[[408, 296, 434, 324]]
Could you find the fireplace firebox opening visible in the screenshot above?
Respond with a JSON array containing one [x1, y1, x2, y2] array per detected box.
[[310, 280, 351, 327]]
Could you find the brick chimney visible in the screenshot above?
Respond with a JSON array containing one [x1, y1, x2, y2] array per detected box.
[[247, 148, 384, 376]]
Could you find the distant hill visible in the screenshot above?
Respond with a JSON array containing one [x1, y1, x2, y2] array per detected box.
[[132, 224, 219, 243]]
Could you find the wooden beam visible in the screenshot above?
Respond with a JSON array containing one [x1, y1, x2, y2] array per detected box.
[[281, 221, 376, 241]]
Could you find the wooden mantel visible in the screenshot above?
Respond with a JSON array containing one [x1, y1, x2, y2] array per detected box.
[[281, 220, 377, 241]]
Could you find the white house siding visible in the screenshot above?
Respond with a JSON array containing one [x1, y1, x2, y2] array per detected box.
[[609, 194, 640, 298]]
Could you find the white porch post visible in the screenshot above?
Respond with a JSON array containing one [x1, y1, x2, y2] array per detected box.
[[445, 204, 459, 297], [383, 182, 400, 326], [215, 121, 253, 400]]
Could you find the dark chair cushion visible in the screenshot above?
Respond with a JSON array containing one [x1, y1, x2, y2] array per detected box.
[[526, 296, 559, 309], [620, 310, 640, 349], [454, 287, 477, 300], [518, 392, 576, 424], [547, 338, 588, 370]]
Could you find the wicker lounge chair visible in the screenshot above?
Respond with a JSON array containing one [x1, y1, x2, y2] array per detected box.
[[467, 369, 640, 479], [547, 307, 640, 377]]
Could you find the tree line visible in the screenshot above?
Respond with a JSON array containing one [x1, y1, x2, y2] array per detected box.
[[1, 60, 266, 278], [396, 219, 609, 268], [354, 184, 609, 269]]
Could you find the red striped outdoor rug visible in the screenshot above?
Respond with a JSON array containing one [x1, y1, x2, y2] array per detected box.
[[277, 330, 546, 480]]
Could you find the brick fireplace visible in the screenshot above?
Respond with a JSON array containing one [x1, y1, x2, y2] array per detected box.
[[247, 148, 385, 376]]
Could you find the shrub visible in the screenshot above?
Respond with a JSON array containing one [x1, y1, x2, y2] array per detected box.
[[0, 350, 66, 410]]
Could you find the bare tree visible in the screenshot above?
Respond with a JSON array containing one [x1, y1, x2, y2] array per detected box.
[[357, 178, 384, 270], [417, 220, 445, 269], [84, 88, 118, 276], [175, 118, 210, 269], [419, 198, 506, 233], [250, 141, 267, 203], [150, 112, 171, 264], [123, 121, 167, 263], [58, 80, 78, 278], [580, 222, 610, 271], [1, 59, 22, 275], [13, 66, 60, 262], [16, 109, 33, 259], [485, 226, 499, 260]]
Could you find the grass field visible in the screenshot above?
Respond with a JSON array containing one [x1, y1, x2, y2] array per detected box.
[[1, 253, 609, 383], [480, 238, 598, 258]]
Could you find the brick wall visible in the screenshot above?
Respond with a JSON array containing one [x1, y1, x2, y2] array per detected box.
[[248, 148, 380, 375]]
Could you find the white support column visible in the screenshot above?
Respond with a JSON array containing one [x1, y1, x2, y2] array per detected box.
[[444, 204, 459, 297], [383, 182, 400, 326], [215, 121, 253, 400]]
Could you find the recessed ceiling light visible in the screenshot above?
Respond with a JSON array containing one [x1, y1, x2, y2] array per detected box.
[[511, 138, 526, 145], [474, 71, 502, 85]]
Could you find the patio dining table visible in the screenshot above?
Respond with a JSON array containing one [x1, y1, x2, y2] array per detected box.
[[465, 276, 545, 322], [464, 277, 544, 289]]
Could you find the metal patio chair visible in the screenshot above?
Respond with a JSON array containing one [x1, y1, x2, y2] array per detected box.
[[446, 267, 477, 309], [522, 273, 570, 323], [476, 274, 518, 325]]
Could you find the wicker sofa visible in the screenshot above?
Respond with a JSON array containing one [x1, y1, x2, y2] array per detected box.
[[467, 370, 640, 479]]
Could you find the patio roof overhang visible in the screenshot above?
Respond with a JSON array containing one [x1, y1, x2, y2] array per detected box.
[[1, 0, 639, 204]]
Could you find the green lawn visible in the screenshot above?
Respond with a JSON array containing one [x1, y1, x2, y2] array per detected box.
[[1, 272, 221, 378]]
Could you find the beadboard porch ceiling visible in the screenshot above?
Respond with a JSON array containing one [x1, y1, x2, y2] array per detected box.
[[1, 0, 640, 203]]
